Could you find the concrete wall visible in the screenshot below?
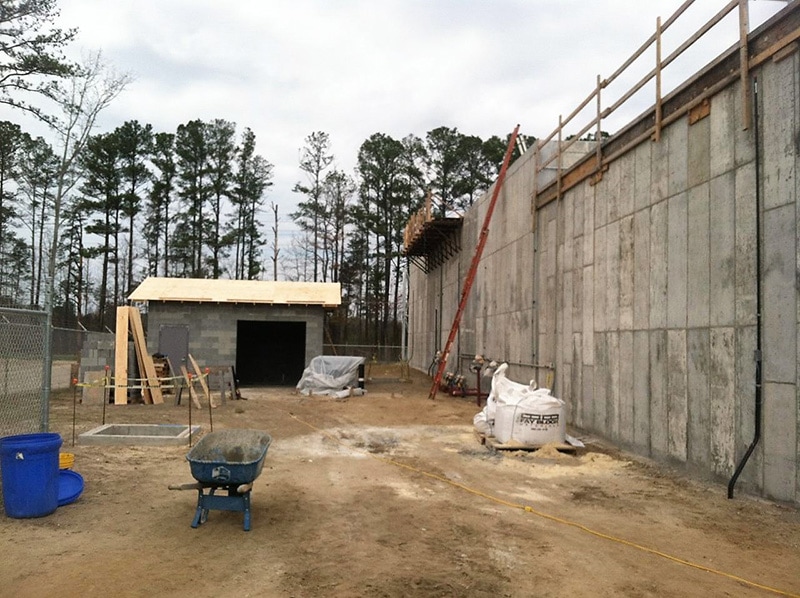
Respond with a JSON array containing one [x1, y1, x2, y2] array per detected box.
[[79, 331, 115, 402], [408, 142, 592, 381], [144, 302, 325, 369], [408, 23, 799, 503]]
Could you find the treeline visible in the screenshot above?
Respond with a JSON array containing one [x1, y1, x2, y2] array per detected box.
[[0, 120, 527, 347], [290, 128, 531, 347], [0, 1, 533, 346], [0, 118, 274, 330]]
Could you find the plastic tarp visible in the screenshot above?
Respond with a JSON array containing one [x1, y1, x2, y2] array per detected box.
[[296, 356, 365, 396]]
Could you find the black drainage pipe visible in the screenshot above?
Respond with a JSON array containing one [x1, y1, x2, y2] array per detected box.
[[728, 77, 762, 499]]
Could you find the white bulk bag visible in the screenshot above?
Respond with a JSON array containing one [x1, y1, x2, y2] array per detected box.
[[491, 363, 565, 445], [473, 409, 491, 436], [473, 368, 500, 436]]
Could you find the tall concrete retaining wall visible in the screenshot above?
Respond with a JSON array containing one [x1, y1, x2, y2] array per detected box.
[[408, 11, 799, 503]]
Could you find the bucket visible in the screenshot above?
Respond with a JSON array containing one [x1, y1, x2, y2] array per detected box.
[[0, 433, 63, 518]]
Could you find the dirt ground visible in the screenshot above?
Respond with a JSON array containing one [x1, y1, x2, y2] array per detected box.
[[1, 364, 799, 598]]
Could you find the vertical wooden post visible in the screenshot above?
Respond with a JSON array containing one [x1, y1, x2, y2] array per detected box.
[[655, 16, 663, 142], [557, 115, 563, 199], [114, 307, 129, 405], [739, 0, 751, 130], [596, 75, 603, 166], [425, 189, 432, 221]]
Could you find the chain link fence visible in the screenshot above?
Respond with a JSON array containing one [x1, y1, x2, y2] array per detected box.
[[52, 326, 87, 362], [0, 307, 49, 436], [323, 344, 405, 363]]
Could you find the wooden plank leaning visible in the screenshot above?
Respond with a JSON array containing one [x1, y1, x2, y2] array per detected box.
[[129, 308, 152, 404], [127, 307, 152, 404], [180, 364, 202, 409], [128, 306, 164, 404], [114, 307, 130, 405], [189, 353, 216, 408]]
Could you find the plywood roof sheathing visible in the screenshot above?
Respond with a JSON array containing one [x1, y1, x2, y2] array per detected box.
[[128, 277, 341, 308]]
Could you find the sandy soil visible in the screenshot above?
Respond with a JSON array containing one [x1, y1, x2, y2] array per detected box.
[[1, 364, 799, 598]]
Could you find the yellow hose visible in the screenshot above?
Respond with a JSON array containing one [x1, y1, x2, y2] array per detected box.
[[285, 410, 799, 598]]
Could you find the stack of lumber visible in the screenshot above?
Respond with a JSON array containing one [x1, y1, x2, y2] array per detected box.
[[152, 355, 170, 381], [115, 306, 164, 405]]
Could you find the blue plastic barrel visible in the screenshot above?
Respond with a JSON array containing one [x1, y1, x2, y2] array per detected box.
[[0, 433, 63, 518]]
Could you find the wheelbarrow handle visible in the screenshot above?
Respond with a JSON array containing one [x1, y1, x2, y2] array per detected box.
[[169, 483, 205, 491]]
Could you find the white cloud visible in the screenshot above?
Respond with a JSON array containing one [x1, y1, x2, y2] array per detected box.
[[3, 0, 788, 227]]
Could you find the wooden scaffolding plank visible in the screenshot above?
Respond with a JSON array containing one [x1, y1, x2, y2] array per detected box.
[[128, 307, 164, 404], [114, 307, 130, 405], [477, 432, 577, 453], [130, 308, 152, 404], [126, 307, 152, 404], [188, 353, 216, 407], [180, 364, 202, 409]]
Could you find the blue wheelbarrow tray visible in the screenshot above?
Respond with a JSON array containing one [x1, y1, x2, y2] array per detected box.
[[170, 429, 272, 531]]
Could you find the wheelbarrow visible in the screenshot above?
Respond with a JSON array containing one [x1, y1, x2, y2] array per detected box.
[[169, 429, 272, 531]]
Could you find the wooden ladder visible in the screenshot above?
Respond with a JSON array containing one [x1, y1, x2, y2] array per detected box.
[[428, 124, 520, 400]]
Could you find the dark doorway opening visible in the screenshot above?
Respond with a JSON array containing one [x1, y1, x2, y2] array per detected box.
[[236, 321, 306, 386]]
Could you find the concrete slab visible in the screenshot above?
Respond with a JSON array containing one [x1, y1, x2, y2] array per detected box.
[[649, 201, 668, 329], [618, 330, 634, 446], [649, 330, 668, 458], [734, 163, 757, 326], [79, 424, 202, 446], [761, 57, 795, 211], [709, 327, 735, 476], [667, 329, 688, 462], [667, 192, 688, 329], [687, 112, 710, 188], [606, 219, 620, 330], [710, 85, 735, 179], [687, 328, 710, 468], [632, 330, 650, 452], [763, 382, 797, 501], [667, 118, 688, 197], [687, 182, 710, 328], [619, 215, 634, 330], [633, 209, 650, 330], [582, 265, 594, 365], [607, 331, 620, 441], [763, 204, 797, 384], [709, 172, 735, 327]]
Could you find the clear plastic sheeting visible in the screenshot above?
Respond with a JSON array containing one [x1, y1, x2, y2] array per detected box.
[[296, 356, 365, 396]]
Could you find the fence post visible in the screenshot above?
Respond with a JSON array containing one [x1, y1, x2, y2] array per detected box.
[[41, 305, 52, 431]]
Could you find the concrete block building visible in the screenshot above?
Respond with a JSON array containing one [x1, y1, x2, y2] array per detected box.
[[406, 4, 800, 504], [128, 277, 340, 386]]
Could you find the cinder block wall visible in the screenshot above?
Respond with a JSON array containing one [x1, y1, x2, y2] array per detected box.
[[79, 331, 115, 402], [409, 34, 799, 503], [144, 302, 324, 369]]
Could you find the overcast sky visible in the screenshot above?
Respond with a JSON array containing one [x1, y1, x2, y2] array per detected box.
[[4, 1, 789, 238]]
